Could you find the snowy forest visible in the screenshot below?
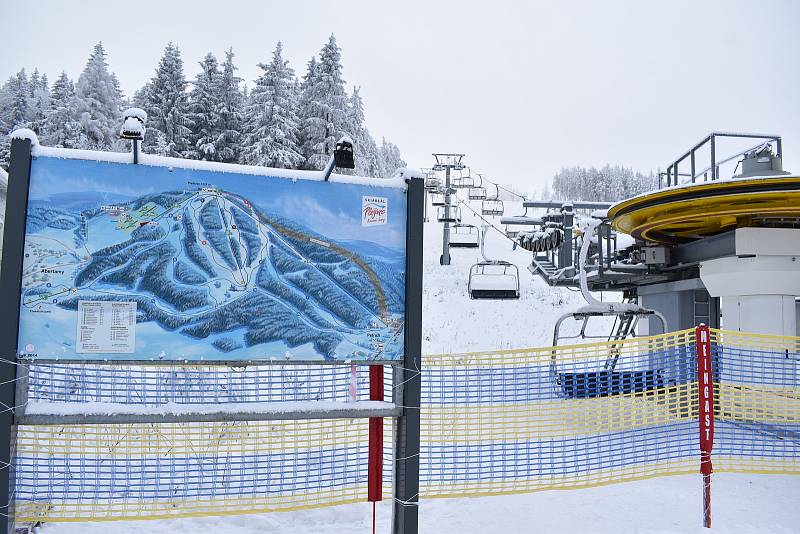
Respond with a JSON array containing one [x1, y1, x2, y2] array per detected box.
[[0, 36, 405, 177], [548, 165, 658, 202]]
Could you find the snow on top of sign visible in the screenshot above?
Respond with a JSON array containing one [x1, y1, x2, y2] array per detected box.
[[9, 128, 39, 146], [31, 145, 408, 189], [122, 107, 148, 122], [391, 167, 425, 180], [25, 399, 396, 417], [338, 135, 353, 144]]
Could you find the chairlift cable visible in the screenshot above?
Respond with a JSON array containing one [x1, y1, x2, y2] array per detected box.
[[480, 177, 528, 201], [453, 193, 519, 247]]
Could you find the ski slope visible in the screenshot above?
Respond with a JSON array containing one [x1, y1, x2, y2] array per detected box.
[[41, 200, 800, 534]]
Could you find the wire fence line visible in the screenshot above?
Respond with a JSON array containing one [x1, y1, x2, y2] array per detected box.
[[10, 328, 800, 523]]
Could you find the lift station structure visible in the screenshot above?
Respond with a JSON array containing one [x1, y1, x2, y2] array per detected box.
[[511, 132, 800, 340]]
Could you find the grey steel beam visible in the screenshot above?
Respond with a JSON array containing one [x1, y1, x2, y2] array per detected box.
[[523, 200, 613, 210], [20, 358, 403, 366], [671, 230, 736, 265], [500, 216, 542, 226], [19, 404, 402, 426]]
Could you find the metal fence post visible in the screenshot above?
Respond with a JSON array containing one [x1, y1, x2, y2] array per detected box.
[[0, 138, 34, 534], [393, 175, 424, 534]]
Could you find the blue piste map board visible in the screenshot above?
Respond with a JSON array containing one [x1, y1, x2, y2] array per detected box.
[[17, 155, 407, 362]]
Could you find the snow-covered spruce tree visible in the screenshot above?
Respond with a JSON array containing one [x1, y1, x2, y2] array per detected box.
[[74, 43, 124, 150], [243, 42, 303, 168], [0, 70, 30, 132], [296, 56, 319, 168], [299, 35, 350, 170], [378, 137, 405, 178], [215, 48, 245, 164], [141, 42, 192, 158], [0, 69, 32, 166], [346, 86, 381, 177], [187, 53, 221, 161], [41, 72, 85, 148], [27, 69, 50, 135]]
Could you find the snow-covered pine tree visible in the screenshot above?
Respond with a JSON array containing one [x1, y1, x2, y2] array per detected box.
[[346, 86, 381, 177], [73, 43, 124, 150], [141, 42, 192, 158], [41, 72, 85, 148], [299, 35, 350, 170], [215, 48, 245, 164], [188, 53, 221, 160], [243, 42, 303, 168]]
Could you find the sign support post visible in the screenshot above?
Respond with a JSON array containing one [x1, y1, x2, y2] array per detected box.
[[393, 175, 423, 534], [0, 138, 34, 534], [695, 324, 714, 529]]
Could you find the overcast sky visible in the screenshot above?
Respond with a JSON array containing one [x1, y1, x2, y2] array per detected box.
[[3, 0, 799, 193]]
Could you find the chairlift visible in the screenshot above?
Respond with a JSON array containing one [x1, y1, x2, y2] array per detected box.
[[425, 176, 441, 191], [550, 306, 668, 399], [437, 204, 461, 223], [481, 198, 504, 216], [549, 217, 670, 399], [430, 190, 445, 206], [457, 175, 475, 189], [468, 186, 487, 200], [468, 225, 520, 300], [481, 183, 504, 216], [449, 224, 479, 249], [504, 204, 529, 238], [467, 173, 486, 200]]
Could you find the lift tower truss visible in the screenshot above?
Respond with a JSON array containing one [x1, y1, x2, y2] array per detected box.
[[432, 153, 465, 266]]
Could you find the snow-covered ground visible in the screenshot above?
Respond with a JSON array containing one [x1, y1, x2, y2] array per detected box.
[[41, 198, 800, 534], [43, 474, 800, 534]]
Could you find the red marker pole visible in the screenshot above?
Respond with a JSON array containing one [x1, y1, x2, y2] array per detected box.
[[695, 324, 714, 528], [367, 365, 384, 503]]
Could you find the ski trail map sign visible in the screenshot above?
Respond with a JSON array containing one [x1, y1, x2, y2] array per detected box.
[[17, 154, 408, 362]]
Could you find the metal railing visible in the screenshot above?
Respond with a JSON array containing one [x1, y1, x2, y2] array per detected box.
[[661, 132, 782, 189]]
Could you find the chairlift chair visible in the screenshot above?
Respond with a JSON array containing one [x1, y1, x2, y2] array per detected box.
[[481, 183, 505, 216], [504, 204, 529, 238], [550, 303, 669, 399], [467, 225, 520, 300], [467, 172, 486, 200], [454, 175, 475, 189], [481, 198, 504, 216], [437, 204, 461, 223], [449, 224, 479, 248], [430, 190, 446, 207], [468, 186, 487, 200], [425, 176, 441, 191]]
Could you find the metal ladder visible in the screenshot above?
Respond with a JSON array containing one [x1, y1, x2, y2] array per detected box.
[[603, 295, 639, 371]]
